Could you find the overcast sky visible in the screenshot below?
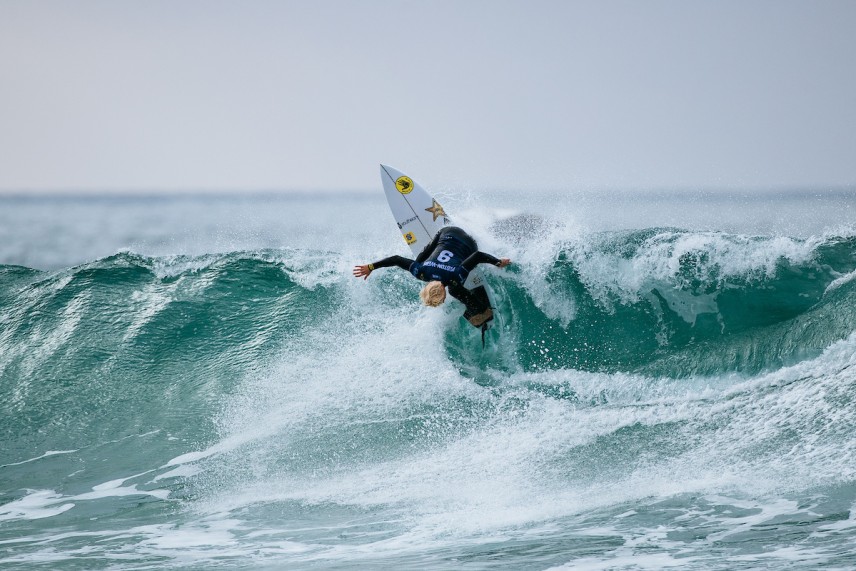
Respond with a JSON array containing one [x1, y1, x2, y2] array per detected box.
[[1, 0, 854, 193]]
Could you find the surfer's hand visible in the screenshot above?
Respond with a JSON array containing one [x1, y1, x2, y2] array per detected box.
[[498, 258, 511, 268], [353, 265, 372, 279]]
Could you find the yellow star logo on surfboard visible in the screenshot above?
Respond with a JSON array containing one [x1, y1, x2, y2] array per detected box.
[[425, 199, 446, 221]]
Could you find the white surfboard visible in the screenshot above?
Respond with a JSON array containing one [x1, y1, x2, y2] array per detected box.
[[379, 164, 486, 290]]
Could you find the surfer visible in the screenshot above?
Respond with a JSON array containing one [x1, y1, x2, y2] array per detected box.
[[353, 226, 510, 328]]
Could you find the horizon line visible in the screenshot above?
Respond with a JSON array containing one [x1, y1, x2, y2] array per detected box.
[[1, 185, 855, 199]]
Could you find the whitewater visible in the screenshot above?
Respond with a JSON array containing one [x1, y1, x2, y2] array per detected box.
[[2, 189, 856, 570]]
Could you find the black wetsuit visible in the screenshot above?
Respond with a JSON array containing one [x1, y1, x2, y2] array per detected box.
[[369, 227, 501, 319]]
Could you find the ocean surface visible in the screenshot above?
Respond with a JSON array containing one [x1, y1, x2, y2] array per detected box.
[[2, 187, 856, 570]]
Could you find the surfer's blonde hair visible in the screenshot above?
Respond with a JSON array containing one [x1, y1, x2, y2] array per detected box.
[[420, 281, 446, 307]]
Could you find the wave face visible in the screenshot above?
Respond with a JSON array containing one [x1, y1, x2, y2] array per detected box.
[[498, 229, 856, 377], [2, 226, 856, 570]]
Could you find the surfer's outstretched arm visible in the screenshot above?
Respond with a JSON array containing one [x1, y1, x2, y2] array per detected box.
[[353, 255, 414, 279], [461, 252, 511, 272]]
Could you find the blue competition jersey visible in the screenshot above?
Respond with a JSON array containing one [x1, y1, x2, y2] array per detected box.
[[409, 228, 476, 286], [410, 258, 468, 286]]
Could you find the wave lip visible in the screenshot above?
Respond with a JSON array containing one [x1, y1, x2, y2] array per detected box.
[[497, 229, 856, 376]]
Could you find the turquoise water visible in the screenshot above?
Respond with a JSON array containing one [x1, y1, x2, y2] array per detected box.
[[2, 190, 856, 569]]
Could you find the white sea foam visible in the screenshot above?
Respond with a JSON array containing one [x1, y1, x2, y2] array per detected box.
[[0, 449, 78, 468], [825, 268, 856, 294], [0, 480, 169, 523], [0, 491, 75, 522]]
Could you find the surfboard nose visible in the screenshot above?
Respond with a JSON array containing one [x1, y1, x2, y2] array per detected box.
[[379, 164, 403, 183]]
